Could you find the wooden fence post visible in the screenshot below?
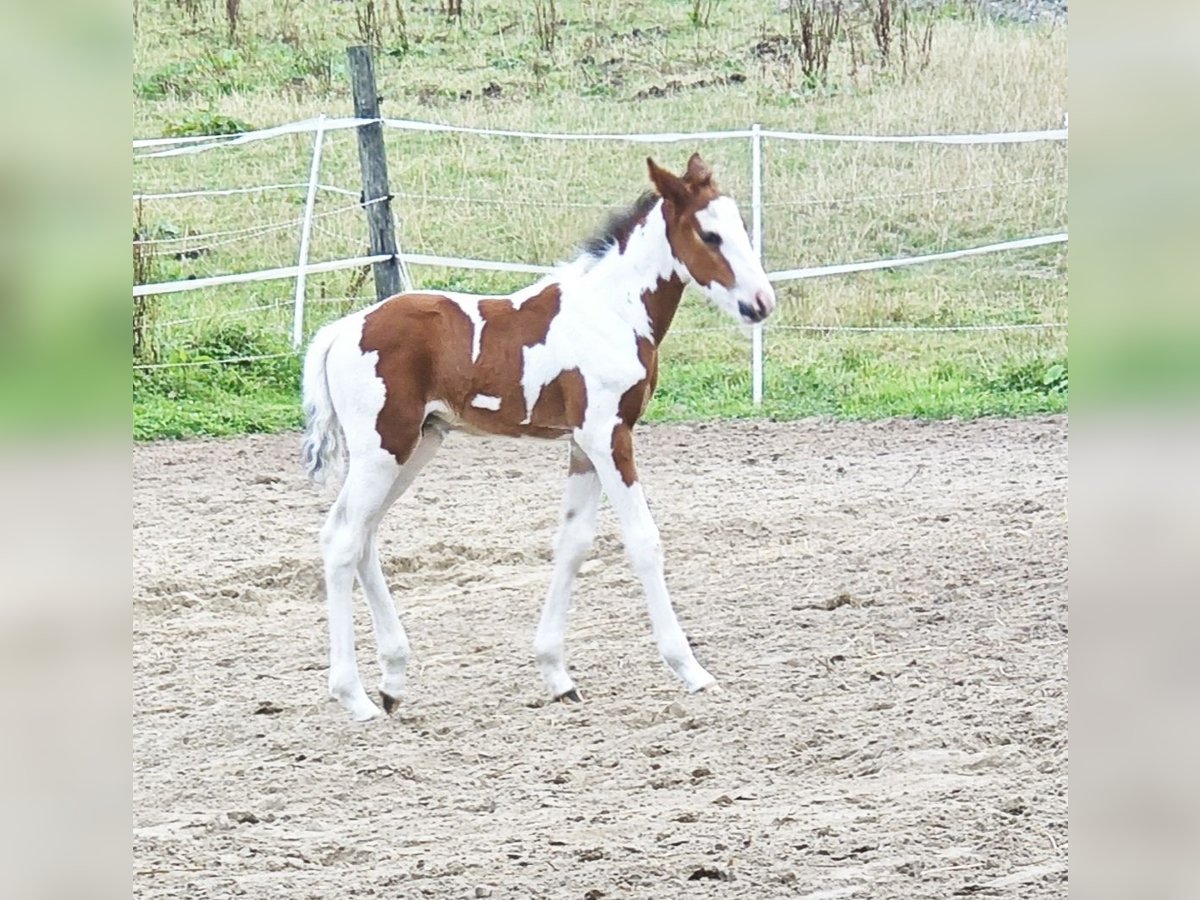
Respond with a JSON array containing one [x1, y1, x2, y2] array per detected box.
[[346, 45, 403, 302]]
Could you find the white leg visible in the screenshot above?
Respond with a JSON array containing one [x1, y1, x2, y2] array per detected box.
[[320, 451, 404, 722], [534, 443, 601, 700], [357, 428, 443, 712], [576, 426, 716, 693]]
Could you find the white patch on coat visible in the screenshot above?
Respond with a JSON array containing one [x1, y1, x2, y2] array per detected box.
[[321, 310, 390, 459], [439, 293, 486, 363], [517, 201, 674, 424], [470, 394, 502, 411]]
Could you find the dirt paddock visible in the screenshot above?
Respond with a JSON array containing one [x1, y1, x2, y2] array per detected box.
[[133, 416, 1067, 899]]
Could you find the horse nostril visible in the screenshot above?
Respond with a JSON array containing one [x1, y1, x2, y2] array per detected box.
[[754, 289, 775, 317]]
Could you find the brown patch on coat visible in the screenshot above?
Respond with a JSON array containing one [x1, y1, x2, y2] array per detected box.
[[665, 182, 735, 291], [458, 284, 589, 437], [529, 367, 587, 430], [611, 425, 638, 487], [604, 274, 687, 485], [648, 154, 736, 291], [618, 337, 658, 431], [568, 443, 595, 476], [360, 293, 473, 464], [611, 274, 683, 443], [360, 284, 587, 463], [455, 285, 561, 433], [641, 275, 686, 346]]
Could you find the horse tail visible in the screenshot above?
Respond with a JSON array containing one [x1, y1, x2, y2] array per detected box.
[[301, 321, 346, 485]]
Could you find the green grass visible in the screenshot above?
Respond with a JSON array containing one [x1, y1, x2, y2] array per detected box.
[[132, 0, 1067, 440], [134, 344, 1066, 441]]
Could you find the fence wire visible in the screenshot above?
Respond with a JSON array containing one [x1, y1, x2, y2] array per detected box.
[[133, 114, 1067, 389]]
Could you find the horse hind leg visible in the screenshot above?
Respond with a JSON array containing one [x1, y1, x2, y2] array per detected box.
[[320, 447, 411, 721], [356, 426, 444, 713]]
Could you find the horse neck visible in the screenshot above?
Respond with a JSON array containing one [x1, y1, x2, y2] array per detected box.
[[575, 200, 686, 346]]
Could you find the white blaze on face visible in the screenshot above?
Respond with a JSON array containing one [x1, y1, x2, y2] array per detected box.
[[694, 196, 776, 321]]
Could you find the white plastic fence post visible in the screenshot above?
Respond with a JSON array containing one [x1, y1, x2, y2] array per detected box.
[[750, 123, 764, 406], [292, 114, 328, 349]]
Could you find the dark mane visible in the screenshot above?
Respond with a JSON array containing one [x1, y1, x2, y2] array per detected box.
[[581, 191, 659, 259]]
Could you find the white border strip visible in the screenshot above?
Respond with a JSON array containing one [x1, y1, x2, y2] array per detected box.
[[768, 233, 1067, 283], [132, 254, 391, 297]]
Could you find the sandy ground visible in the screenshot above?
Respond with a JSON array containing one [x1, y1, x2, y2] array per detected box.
[[133, 416, 1067, 899]]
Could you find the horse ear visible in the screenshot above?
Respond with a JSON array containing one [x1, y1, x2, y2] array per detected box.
[[647, 157, 690, 210], [684, 152, 713, 188]]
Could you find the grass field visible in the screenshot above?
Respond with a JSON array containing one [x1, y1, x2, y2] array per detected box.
[[132, 0, 1067, 440]]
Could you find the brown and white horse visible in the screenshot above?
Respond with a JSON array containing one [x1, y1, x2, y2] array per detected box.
[[302, 154, 776, 720]]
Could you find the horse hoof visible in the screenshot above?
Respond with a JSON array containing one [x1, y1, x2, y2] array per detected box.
[[556, 688, 582, 703], [380, 691, 399, 714], [688, 673, 718, 693]]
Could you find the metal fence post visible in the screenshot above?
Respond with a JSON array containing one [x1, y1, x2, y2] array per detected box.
[[750, 123, 764, 406], [292, 114, 327, 349]]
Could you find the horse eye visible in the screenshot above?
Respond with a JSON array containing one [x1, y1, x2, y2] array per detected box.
[[700, 230, 722, 247]]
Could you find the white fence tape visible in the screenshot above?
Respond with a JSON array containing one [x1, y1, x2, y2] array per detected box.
[[342, 233, 1067, 285], [135, 218, 303, 248], [760, 127, 1067, 145], [131, 234, 1068, 296], [133, 117, 375, 159], [397, 252, 554, 275], [768, 233, 1067, 283], [388, 119, 1066, 145], [133, 352, 297, 372], [770, 322, 1066, 333], [133, 115, 1068, 155], [133, 254, 390, 297], [133, 183, 358, 202], [134, 183, 310, 201], [133, 114, 1068, 404], [765, 176, 1058, 208], [384, 118, 751, 143]]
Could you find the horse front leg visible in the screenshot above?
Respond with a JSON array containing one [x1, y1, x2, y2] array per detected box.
[[576, 424, 716, 693], [534, 442, 601, 701]]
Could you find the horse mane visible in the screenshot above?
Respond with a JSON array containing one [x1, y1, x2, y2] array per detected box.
[[580, 191, 660, 260]]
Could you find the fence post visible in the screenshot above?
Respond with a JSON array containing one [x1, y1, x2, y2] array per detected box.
[[292, 114, 328, 349], [346, 45, 403, 303], [750, 123, 764, 406]]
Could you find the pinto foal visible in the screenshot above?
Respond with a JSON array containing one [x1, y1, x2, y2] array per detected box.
[[302, 154, 776, 720]]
